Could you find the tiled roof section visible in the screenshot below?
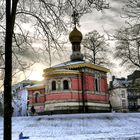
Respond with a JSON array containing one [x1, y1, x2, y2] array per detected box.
[[43, 61, 110, 73], [112, 78, 128, 88], [43, 69, 80, 76], [128, 70, 140, 80], [51, 61, 84, 68]]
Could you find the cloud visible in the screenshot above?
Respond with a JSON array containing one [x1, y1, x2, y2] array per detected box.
[[80, 0, 126, 35]]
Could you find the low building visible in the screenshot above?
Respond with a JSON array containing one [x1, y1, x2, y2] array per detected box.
[[127, 70, 140, 112], [11, 80, 39, 116], [109, 76, 128, 112], [27, 84, 45, 115]]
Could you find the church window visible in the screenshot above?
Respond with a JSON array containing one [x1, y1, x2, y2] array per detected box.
[[35, 93, 39, 103], [95, 78, 100, 92], [122, 100, 126, 107], [52, 81, 56, 90], [63, 80, 69, 90], [121, 90, 125, 98]]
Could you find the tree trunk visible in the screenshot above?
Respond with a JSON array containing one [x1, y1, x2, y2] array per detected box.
[[4, 0, 12, 139], [4, 0, 18, 139], [93, 50, 96, 64]]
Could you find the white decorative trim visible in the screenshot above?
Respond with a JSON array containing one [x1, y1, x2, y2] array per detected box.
[[45, 101, 82, 110], [45, 101, 109, 111], [49, 79, 58, 91], [87, 102, 110, 107], [60, 78, 71, 90], [33, 91, 41, 96]]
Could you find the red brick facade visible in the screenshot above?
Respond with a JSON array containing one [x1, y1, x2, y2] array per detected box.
[[28, 68, 110, 114]]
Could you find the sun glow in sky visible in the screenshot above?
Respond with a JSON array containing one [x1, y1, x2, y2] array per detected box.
[[17, 63, 46, 82], [28, 63, 46, 81], [28, 70, 44, 81]]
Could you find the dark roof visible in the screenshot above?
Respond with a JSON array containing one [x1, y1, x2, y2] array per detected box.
[[127, 70, 140, 81]]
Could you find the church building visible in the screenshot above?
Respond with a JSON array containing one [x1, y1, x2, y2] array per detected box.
[[27, 25, 110, 114]]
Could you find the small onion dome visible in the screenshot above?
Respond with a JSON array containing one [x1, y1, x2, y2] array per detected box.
[[69, 27, 83, 43]]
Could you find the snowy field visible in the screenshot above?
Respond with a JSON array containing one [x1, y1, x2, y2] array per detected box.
[[0, 113, 140, 140]]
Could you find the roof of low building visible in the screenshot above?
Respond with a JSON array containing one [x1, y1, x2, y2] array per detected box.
[[127, 70, 140, 81], [109, 76, 128, 89], [27, 83, 45, 90]]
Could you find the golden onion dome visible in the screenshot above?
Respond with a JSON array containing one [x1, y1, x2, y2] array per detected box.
[[69, 27, 83, 43]]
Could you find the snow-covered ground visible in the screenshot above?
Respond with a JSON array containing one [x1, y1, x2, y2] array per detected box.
[[0, 113, 140, 140]]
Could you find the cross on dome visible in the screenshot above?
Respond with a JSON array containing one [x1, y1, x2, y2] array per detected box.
[[72, 10, 79, 27]]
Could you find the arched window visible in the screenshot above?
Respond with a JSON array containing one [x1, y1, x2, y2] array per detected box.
[[63, 80, 69, 90], [52, 81, 56, 90], [35, 93, 39, 103]]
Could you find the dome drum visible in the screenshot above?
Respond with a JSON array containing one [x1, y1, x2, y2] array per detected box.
[[70, 52, 83, 61]]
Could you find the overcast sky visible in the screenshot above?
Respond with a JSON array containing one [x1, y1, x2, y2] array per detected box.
[[81, 0, 126, 34], [25, 0, 132, 81], [80, 0, 132, 79]]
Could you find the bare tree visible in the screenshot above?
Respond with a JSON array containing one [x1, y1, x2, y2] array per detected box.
[[0, 32, 39, 89], [2, 0, 109, 139], [82, 30, 111, 67], [107, 0, 140, 72], [0, 0, 110, 81], [114, 24, 140, 70], [122, 0, 140, 19]]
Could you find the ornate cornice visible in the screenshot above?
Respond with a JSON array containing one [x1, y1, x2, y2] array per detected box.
[[43, 62, 110, 77]]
